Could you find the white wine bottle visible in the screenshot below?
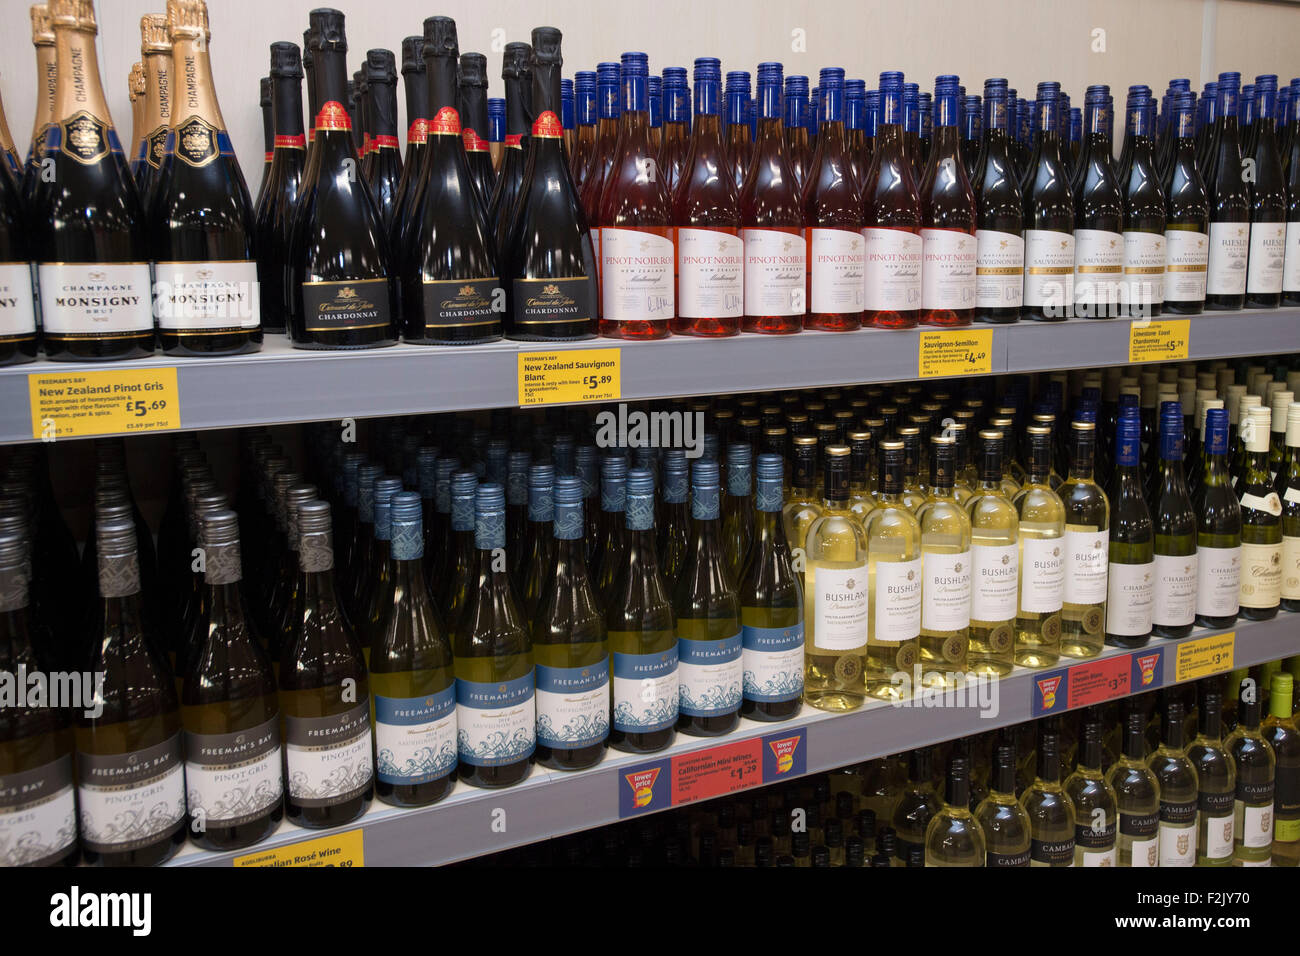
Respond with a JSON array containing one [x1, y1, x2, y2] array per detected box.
[[1060, 421, 1109, 658], [1238, 406, 1283, 620], [1014, 426, 1066, 668], [1189, 683, 1236, 866], [864, 441, 922, 700], [1195, 408, 1242, 627], [1064, 710, 1119, 865], [924, 754, 985, 867], [916, 437, 971, 686], [1225, 675, 1276, 865], [966, 430, 1019, 676], [782, 436, 823, 554], [1262, 672, 1300, 866], [1020, 723, 1075, 866], [892, 747, 940, 866], [1105, 412, 1155, 648], [977, 741, 1031, 866], [1151, 402, 1198, 638], [1149, 695, 1198, 866], [1108, 707, 1160, 866]]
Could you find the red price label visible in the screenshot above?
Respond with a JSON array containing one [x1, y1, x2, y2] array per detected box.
[[670, 738, 763, 805], [1067, 655, 1132, 709]]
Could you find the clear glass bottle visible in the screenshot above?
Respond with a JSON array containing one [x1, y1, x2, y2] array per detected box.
[[1149, 696, 1199, 866], [1107, 708, 1161, 866], [892, 747, 940, 866], [1064, 711, 1119, 865], [1238, 406, 1283, 621], [924, 754, 985, 866], [916, 437, 971, 687], [1194, 408, 1242, 627], [864, 441, 923, 700], [781, 436, 823, 554], [1059, 421, 1110, 657], [1263, 672, 1300, 866], [977, 742, 1032, 866], [1014, 426, 1066, 668], [1225, 675, 1276, 865], [1189, 684, 1236, 866], [1021, 723, 1075, 866], [965, 430, 1019, 676], [1105, 412, 1155, 648], [722, 442, 756, 584]]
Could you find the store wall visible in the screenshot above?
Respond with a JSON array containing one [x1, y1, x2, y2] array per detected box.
[[0, 0, 1295, 191]]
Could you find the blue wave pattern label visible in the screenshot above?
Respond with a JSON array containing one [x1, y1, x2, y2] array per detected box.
[[375, 687, 457, 785], [678, 633, 743, 717], [612, 648, 678, 732], [536, 660, 610, 749], [741, 623, 805, 702], [455, 672, 536, 767]]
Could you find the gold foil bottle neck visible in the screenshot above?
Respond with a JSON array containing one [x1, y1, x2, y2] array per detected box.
[[30, 4, 54, 45], [141, 13, 170, 52], [49, 0, 96, 31], [130, 62, 146, 98], [167, 0, 210, 41]]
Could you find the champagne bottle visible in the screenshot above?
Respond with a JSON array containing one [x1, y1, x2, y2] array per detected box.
[[1239, 406, 1283, 620], [533, 476, 609, 771], [390, 36, 427, 255], [1105, 413, 1155, 648], [151, 0, 260, 357], [1263, 672, 1300, 866], [1014, 426, 1066, 668], [1059, 421, 1109, 657], [1020, 724, 1075, 867], [1151, 402, 1198, 638], [865, 440, 923, 699], [289, 9, 398, 349], [1064, 712, 1119, 865], [1245, 75, 1287, 308], [488, 42, 530, 254], [1121, 92, 1167, 317], [1226, 675, 1276, 865], [977, 743, 1032, 866], [256, 42, 306, 335], [1204, 73, 1252, 310], [1149, 696, 1198, 866], [965, 430, 1019, 676], [0, 110, 36, 366], [182, 509, 282, 851], [1107, 708, 1160, 867], [503, 28, 598, 342], [1162, 91, 1210, 314], [919, 74, 977, 327], [363, 49, 402, 232], [34, 0, 153, 361], [453, 483, 534, 787], [22, 4, 58, 204], [916, 437, 972, 683], [77, 516, 185, 865], [972, 78, 1024, 324], [1189, 684, 1236, 866], [925, 755, 985, 866], [458, 52, 496, 214]]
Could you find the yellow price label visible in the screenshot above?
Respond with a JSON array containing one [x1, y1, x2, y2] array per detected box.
[[1174, 631, 1235, 683], [518, 347, 621, 406], [917, 329, 993, 378], [233, 828, 364, 868], [29, 367, 180, 440], [1128, 319, 1190, 363]]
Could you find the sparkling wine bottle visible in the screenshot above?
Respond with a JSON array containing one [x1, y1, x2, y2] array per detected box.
[[363, 49, 403, 233], [256, 42, 306, 335], [459, 52, 496, 214], [488, 42, 531, 256]]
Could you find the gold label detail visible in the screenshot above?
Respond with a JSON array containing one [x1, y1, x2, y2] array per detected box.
[[834, 654, 861, 683], [174, 115, 219, 168], [1081, 606, 1104, 635], [60, 111, 109, 165], [942, 634, 966, 664], [1041, 614, 1062, 642], [988, 624, 1014, 652], [147, 125, 169, 168], [895, 643, 917, 671]]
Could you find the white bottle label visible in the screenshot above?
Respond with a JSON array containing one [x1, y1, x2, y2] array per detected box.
[[1080, 847, 1117, 867], [1283, 220, 1300, 293], [920, 228, 976, 310], [1163, 229, 1209, 302], [1203, 811, 1234, 861], [600, 227, 675, 321], [1239, 540, 1282, 609], [921, 550, 972, 631], [1064, 528, 1109, 605], [153, 260, 260, 330], [611, 650, 678, 733], [1196, 545, 1241, 617], [677, 634, 743, 717], [1283, 535, 1300, 601], [812, 564, 869, 650], [971, 542, 1019, 621], [743, 227, 805, 316], [37, 262, 154, 335], [1105, 560, 1155, 635], [1072, 228, 1124, 313], [1239, 801, 1274, 849], [975, 229, 1024, 309], [861, 227, 922, 311], [1206, 221, 1250, 295], [1123, 231, 1165, 310], [1152, 551, 1197, 627], [535, 662, 610, 749], [1020, 536, 1065, 613], [675, 227, 743, 318], [1022, 229, 1074, 311], [873, 557, 923, 642], [284, 705, 374, 802], [807, 227, 864, 315], [0, 755, 76, 866], [76, 735, 186, 852], [0, 262, 36, 336], [184, 716, 283, 824], [1241, 491, 1282, 516], [1129, 834, 1159, 867], [1246, 221, 1286, 295], [1158, 816, 1197, 867], [742, 624, 805, 703]]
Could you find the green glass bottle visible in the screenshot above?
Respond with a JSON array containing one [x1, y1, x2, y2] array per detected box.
[[1238, 406, 1283, 620], [658, 450, 690, 593], [442, 470, 479, 626], [1060, 421, 1110, 658], [1107, 707, 1160, 866], [1105, 412, 1154, 648], [1225, 675, 1276, 865], [1020, 723, 1075, 866], [1189, 683, 1236, 866], [1064, 711, 1119, 865], [1014, 426, 1066, 668], [361, 476, 403, 654], [520, 463, 556, 621], [1151, 402, 1197, 638], [1263, 672, 1300, 866], [977, 743, 1032, 866], [1194, 409, 1243, 627], [1277, 402, 1300, 612], [1149, 695, 1198, 866], [924, 755, 985, 867], [722, 442, 756, 583], [916, 437, 972, 685], [965, 430, 1019, 676], [592, 454, 628, 604]]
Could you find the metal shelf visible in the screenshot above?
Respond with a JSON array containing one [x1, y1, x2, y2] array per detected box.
[[168, 613, 1297, 868], [4, 308, 1298, 445]]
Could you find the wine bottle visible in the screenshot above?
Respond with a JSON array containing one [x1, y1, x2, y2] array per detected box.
[[1108, 708, 1160, 866], [972, 78, 1024, 324], [488, 95, 505, 172], [453, 483, 535, 787], [1121, 92, 1167, 318], [361, 477, 403, 649], [803, 67, 864, 333], [724, 71, 753, 191], [252, 71, 272, 236], [659, 67, 690, 195], [975, 742, 1031, 866], [0, 115, 36, 366], [77, 516, 185, 865], [1105, 413, 1155, 648], [1151, 402, 1197, 639], [22, 4, 57, 205], [1280, 402, 1300, 612], [962, 93, 982, 181], [1064, 712, 1120, 865], [919, 74, 977, 327], [402, 17, 500, 346], [1195, 408, 1243, 627], [1162, 92, 1210, 315], [592, 454, 628, 604], [965, 430, 1019, 676], [1189, 684, 1236, 866], [256, 42, 306, 335], [129, 63, 147, 179], [659, 450, 691, 592], [720, 442, 754, 583], [598, 51, 674, 339], [363, 49, 402, 232], [924, 755, 985, 866], [518, 463, 555, 618], [1226, 675, 1276, 865], [390, 36, 427, 256], [916, 437, 972, 682], [893, 748, 939, 865], [672, 57, 743, 337], [488, 42, 531, 255], [1059, 421, 1109, 658], [503, 29, 598, 342], [1070, 86, 1124, 319], [1020, 724, 1075, 867], [1246, 75, 1287, 308], [844, 80, 867, 188], [579, 61, 620, 240], [571, 71, 597, 186], [864, 440, 923, 699], [442, 470, 479, 626], [1014, 426, 1066, 668], [1239, 405, 1283, 620], [34, 0, 153, 361], [1148, 697, 1198, 866], [1019, 83, 1074, 322], [783, 75, 811, 193], [1204, 73, 1252, 310], [1261, 672, 1300, 866], [861, 72, 922, 329], [458, 52, 496, 214], [289, 9, 398, 349], [1285, 81, 1300, 304]]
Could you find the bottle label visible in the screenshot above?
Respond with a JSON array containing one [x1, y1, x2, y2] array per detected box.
[[1283, 535, 1300, 600], [76, 733, 186, 852], [184, 715, 282, 826], [743, 227, 805, 316], [56, 110, 111, 164], [535, 659, 610, 749], [531, 111, 563, 139], [1196, 544, 1241, 616], [1284, 221, 1300, 293], [741, 623, 805, 703], [1075, 818, 1117, 867], [172, 116, 227, 168], [1153, 551, 1197, 627], [971, 542, 1019, 622], [1241, 491, 1282, 516], [1064, 528, 1109, 606], [1163, 229, 1209, 302], [1200, 791, 1235, 861], [1020, 536, 1066, 614], [456, 672, 536, 767], [1023, 229, 1075, 310], [677, 633, 743, 717], [1239, 540, 1282, 609], [1123, 231, 1165, 309], [600, 227, 675, 321], [1079, 845, 1118, 867], [1072, 228, 1124, 313], [284, 703, 374, 806], [1246, 222, 1286, 295], [1235, 793, 1274, 849], [921, 549, 972, 632], [302, 277, 393, 332], [920, 228, 977, 310], [37, 262, 154, 337], [1030, 837, 1074, 866], [0, 262, 36, 337], [806, 227, 865, 315], [1120, 809, 1160, 866], [421, 277, 500, 329], [374, 686, 457, 785], [611, 647, 678, 733], [512, 277, 594, 328], [145, 125, 169, 169], [0, 753, 76, 866], [1105, 559, 1155, 635], [873, 557, 923, 642], [812, 564, 869, 650], [861, 227, 922, 311], [974, 229, 1024, 309], [1275, 764, 1300, 840], [676, 227, 743, 318], [1206, 221, 1250, 295], [153, 260, 260, 331], [986, 847, 1031, 866], [1158, 799, 1197, 866], [462, 128, 489, 153]]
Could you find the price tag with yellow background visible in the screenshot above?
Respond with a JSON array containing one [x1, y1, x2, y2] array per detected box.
[[29, 367, 180, 440]]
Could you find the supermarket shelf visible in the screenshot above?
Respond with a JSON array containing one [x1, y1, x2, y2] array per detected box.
[[4, 308, 1297, 445], [169, 612, 1297, 868]]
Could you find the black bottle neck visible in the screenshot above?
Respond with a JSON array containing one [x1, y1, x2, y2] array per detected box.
[[272, 72, 306, 138]]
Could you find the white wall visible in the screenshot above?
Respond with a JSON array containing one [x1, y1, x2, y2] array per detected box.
[[0, 0, 1296, 191]]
